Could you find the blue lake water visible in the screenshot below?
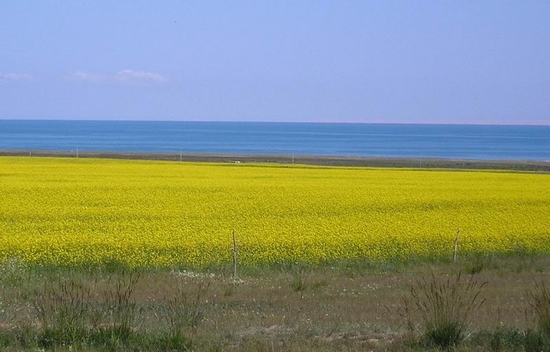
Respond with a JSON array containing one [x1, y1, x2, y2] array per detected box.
[[0, 120, 548, 160]]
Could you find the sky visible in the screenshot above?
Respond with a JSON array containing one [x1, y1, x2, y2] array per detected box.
[[1, 1, 549, 124]]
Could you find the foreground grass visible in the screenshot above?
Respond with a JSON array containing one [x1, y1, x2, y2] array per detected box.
[[1, 255, 550, 351]]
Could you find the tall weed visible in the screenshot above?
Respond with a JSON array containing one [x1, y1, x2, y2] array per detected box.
[[406, 272, 486, 349], [98, 271, 141, 341], [32, 271, 141, 349], [158, 279, 210, 350], [33, 278, 94, 347], [525, 281, 550, 351]]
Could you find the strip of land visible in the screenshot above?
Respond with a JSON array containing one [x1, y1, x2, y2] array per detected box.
[[1, 149, 549, 172]]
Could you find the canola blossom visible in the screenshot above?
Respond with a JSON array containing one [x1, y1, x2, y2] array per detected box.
[[0, 157, 549, 267]]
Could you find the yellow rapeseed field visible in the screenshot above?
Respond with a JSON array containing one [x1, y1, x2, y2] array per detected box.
[[0, 157, 549, 267]]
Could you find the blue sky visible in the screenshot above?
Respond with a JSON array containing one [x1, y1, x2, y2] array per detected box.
[[1, 1, 549, 124]]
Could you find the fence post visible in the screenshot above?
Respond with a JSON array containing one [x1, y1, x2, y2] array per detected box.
[[232, 230, 238, 278], [453, 229, 460, 263]]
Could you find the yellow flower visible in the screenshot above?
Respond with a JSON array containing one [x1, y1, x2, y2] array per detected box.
[[0, 157, 548, 267]]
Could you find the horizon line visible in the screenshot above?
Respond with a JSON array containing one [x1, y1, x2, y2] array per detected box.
[[0, 118, 549, 127]]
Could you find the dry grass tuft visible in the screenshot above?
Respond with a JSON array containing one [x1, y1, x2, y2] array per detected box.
[[404, 272, 486, 349]]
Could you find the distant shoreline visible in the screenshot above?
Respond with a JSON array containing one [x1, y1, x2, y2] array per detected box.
[[1, 150, 549, 172]]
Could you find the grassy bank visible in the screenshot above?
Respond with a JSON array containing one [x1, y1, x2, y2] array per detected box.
[[1, 255, 550, 351]]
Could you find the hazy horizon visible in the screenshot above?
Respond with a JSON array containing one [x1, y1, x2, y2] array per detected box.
[[3, 118, 549, 127]]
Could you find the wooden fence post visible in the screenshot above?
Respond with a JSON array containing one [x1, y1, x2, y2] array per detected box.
[[232, 230, 238, 278], [453, 229, 460, 264]]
